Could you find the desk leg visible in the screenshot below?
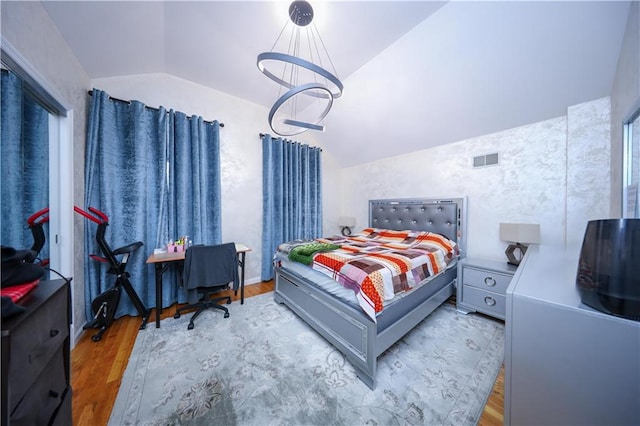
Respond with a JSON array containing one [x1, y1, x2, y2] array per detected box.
[[154, 263, 164, 328], [236, 252, 247, 305], [240, 252, 247, 305]]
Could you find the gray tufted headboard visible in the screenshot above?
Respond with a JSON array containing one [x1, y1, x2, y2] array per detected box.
[[369, 198, 466, 256]]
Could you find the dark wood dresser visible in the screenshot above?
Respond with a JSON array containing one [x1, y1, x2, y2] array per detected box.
[[1, 279, 72, 426]]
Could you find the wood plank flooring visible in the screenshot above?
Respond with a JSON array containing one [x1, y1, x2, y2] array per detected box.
[[70, 281, 504, 425]]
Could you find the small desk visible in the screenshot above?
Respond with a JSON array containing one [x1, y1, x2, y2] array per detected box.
[[146, 243, 251, 328]]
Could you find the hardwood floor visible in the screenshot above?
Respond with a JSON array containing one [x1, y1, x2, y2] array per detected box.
[[480, 365, 505, 426], [71, 281, 504, 425]]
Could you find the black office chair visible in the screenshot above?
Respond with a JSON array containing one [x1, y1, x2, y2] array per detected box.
[[174, 243, 238, 330]]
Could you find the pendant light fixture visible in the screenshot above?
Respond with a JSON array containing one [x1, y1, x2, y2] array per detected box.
[[257, 0, 343, 136]]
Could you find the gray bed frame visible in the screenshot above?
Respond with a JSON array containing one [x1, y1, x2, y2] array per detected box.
[[273, 197, 466, 389]]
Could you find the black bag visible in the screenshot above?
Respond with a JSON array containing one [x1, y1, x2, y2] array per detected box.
[[85, 286, 121, 332], [1, 246, 44, 288]]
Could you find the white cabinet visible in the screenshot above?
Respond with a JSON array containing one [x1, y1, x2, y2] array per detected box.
[[505, 245, 640, 425]]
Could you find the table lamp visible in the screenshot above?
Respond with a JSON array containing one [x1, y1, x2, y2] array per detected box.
[[499, 223, 540, 266], [338, 216, 356, 236]]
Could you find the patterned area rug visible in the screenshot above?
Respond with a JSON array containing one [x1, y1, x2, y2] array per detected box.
[[109, 292, 504, 426]]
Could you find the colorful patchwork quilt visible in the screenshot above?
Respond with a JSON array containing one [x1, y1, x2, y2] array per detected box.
[[278, 228, 458, 321]]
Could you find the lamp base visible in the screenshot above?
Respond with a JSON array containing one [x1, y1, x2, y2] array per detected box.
[[505, 243, 528, 266], [341, 226, 352, 236]]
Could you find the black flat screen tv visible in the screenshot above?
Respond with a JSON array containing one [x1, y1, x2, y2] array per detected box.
[[576, 219, 640, 321]]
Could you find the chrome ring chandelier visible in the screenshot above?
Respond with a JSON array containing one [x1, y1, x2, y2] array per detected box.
[[257, 1, 343, 136]]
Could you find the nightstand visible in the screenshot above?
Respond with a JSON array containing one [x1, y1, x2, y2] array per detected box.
[[456, 257, 516, 320]]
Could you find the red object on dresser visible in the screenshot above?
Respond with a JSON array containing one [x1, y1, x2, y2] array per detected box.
[[0, 279, 39, 302]]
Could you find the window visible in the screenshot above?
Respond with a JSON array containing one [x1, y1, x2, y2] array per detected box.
[[623, 105, 640, 218]]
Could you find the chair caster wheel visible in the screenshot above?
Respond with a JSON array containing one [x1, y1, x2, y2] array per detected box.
[[174, 313, 180, 319], [92, 335, 102, 342], [187, 323, 194, 330], [224, 312, 230, 318]]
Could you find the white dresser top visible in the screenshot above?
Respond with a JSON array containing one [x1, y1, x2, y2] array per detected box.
[[507, 244, 639, 327]]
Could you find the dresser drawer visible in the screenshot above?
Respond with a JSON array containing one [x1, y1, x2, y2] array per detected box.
[[462, 285, 505, 318], [50, 386, 72, 426], [7, 286, 69, 413], [463, 266, 512, 294], [9, 347, 67, 425]]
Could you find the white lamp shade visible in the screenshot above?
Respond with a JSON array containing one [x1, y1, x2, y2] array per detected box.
[[338, 216, 356, 227], [499, 223, 540, 244]]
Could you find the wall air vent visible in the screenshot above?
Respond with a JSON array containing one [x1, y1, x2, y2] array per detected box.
[[473, 153, 499, 168]]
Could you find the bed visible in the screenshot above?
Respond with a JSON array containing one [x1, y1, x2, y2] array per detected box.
[[273, 197, 466, 389]]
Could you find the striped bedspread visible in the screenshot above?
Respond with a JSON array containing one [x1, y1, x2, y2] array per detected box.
[[278, 228, 458, 321]]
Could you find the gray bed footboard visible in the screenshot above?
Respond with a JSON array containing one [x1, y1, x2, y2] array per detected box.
[[274, 267, 378, 388], [274, 265, 456, 389]]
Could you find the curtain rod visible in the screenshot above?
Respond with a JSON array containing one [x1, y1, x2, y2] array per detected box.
[[87, 90, 223, 127], [259, 133, 322, 151]]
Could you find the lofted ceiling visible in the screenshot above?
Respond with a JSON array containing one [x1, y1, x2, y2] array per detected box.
[[41, 1, 632, 167]]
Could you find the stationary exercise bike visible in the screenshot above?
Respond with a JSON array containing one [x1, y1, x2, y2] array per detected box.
[[75, 206, 150, 342]]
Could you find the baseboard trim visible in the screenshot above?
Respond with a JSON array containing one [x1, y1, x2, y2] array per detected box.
[[70, 323, 86, 349]]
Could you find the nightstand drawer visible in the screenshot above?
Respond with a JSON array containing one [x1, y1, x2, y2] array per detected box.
[[462, 285, 505, 317], [463, 266, 512, 294]]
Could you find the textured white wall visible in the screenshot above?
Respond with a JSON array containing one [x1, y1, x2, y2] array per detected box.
[[566, 98, 611, 247], [91, 73, 342, 284], [341, 98, 610, 262]]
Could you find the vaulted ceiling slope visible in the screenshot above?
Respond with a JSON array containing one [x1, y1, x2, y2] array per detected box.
[[41, 1, 631, 167]]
